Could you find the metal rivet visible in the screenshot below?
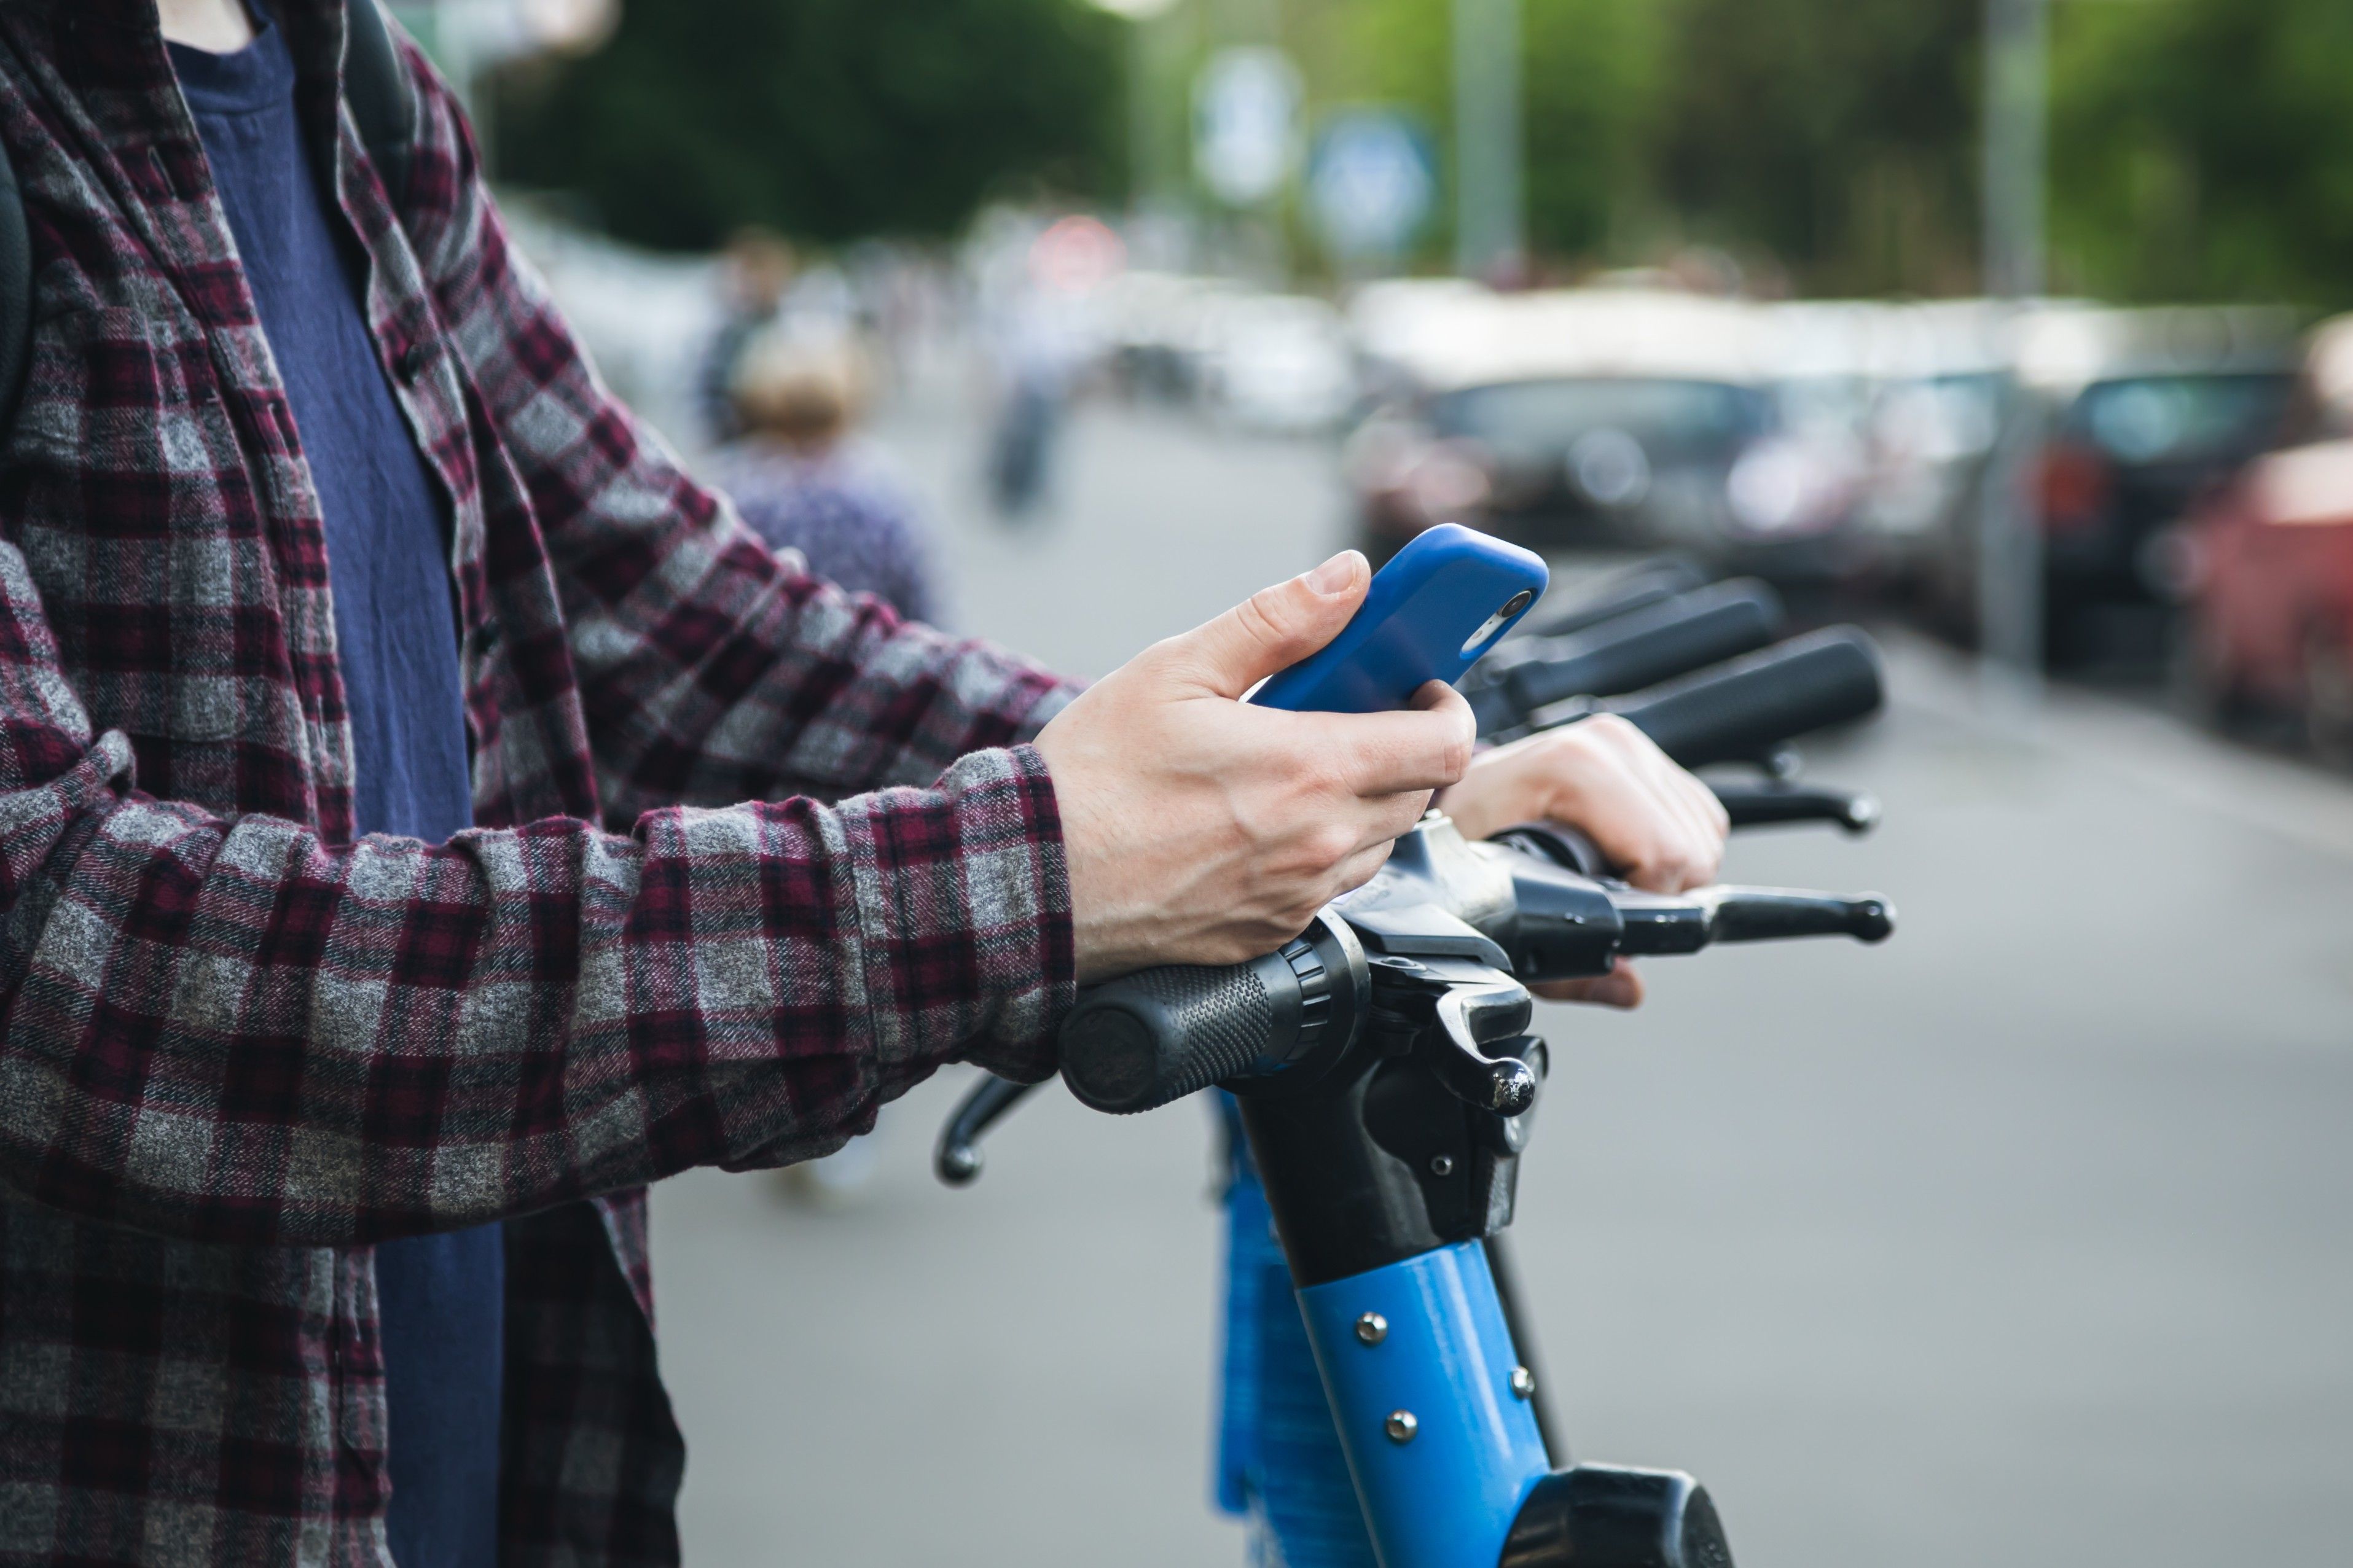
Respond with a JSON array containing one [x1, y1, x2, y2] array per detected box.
[[1355, 1312, 1388, 1345], [1384, 1410, 1418, 1443], [1428, 1153, 1455, 1177], [1511, 1366, 1535, 1400]]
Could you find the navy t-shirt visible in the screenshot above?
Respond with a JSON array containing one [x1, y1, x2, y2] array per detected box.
[[171, 20, 502, 1567]]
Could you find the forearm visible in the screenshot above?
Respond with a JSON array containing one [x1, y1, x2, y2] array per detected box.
[[578, 555, 1079, 817], [0, 742, 1071, 1247]]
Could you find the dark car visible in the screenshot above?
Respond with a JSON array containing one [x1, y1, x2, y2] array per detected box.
[[1910, 305, 2301, 666], [1343, 289, 1879, 581]]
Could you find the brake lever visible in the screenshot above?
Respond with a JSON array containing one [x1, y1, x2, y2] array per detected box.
[[1485, 777, 1877, 884], [1609, 886, 1895, 953], [1712, 780, 1881, 834], [934, 1073, 1041, 1186]]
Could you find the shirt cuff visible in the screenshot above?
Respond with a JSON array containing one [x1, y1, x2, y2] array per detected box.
[[829, 742, 1075, 1088]]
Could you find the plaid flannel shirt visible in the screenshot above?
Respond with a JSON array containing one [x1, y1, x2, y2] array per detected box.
[[0, 3, 1080, 1564]]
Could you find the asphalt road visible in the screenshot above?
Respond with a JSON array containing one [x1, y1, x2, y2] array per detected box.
[[651, 391, 2353, 1567]]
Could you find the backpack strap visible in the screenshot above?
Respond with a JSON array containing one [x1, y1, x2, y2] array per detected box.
[[0, 5, 414, 447], [343, 0, 417, 211], [0, 123, 27, 448]]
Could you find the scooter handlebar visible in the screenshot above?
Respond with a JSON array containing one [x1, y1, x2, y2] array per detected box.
[[1477, 579, 1785, 732], [1604, 625, 1886, 768], [1059, 915, 1368, 1115], [1059, 951, 1290, 1115]]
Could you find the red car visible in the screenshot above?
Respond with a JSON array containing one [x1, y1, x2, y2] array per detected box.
[[2180, 316, 2353, 757]]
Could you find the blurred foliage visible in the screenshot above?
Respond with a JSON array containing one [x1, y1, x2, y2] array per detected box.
[[1650, 0, 1981, 295], [1294, 0, 1979, 291], [492, 0, 1123, 250], [1289, 0, 1670, 262], [1297, 0, 2352, 303], [497, 0, 2353, 308], [2052, 0, 2353, 309]]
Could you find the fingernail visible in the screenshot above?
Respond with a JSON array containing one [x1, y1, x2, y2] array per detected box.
[[1304, 550, 1363, 595]]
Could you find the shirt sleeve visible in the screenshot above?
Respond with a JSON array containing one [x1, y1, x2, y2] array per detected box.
[[0, 545, 1072, 1247], [385, 36, 1076, 820]]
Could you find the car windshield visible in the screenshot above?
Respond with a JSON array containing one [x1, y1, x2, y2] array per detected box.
[[1430, 378, 1774, 459], [2073, 373, 2295, 465]]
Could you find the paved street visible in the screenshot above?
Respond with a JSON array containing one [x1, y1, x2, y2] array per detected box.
[[651, 388, 2353, 1567]]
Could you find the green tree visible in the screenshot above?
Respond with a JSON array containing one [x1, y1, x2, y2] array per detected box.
[[2051, 0, 2353, 309], [1650, 0, 1982, 294], [493, 0, 1124, 251], [1288, 0, 1670, 266]]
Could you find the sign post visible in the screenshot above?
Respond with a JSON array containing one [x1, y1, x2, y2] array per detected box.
[[1452, 0, 1524, 281], [1979, 0, 2049, 698]]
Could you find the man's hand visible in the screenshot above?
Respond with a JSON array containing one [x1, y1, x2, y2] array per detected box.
[[1036, 552, 1475, 983], [1436, 714, 1729, 1009]]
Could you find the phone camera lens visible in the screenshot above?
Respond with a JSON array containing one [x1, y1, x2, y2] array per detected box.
[[1460, 589, 1538, 658]]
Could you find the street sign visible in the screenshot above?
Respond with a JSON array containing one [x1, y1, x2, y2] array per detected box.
[[1307, 110, 1437, 262], [1194, 48, 1302, 208]]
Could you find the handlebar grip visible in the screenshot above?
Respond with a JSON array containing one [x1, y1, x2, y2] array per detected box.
[[1506, 579, 1785, 714], [1061, 915, 1368, 1116], [1524, 555, 1708, 638], [1059, 952, 1286, 1115], [1608, 626, 1885, 768]]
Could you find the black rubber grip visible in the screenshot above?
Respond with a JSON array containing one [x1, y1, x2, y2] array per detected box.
[[1059, 952, 1285, 1115], [1508, 579, 1784, 712], [1524, 556, 1707, 638], [1609, 626, 1885, 768]]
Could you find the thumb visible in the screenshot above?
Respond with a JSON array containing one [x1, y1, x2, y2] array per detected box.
[[1171, 550, 1369, 698]]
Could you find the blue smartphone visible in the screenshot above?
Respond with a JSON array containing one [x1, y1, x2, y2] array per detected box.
[[1253, 525, 1548, 714]]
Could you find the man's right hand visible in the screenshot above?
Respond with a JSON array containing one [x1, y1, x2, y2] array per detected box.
[[1035, 551, 1475, 983]]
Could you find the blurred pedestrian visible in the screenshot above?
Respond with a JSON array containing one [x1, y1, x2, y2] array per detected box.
[[704, 327, 944, 627], [698, 226, 797, 445], [982, 215, 1118, 517]]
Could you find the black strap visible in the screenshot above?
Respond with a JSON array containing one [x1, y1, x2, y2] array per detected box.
[[342, 0, 418, 210], [0, 122, 28, 448], [0, 2, 417, 444]]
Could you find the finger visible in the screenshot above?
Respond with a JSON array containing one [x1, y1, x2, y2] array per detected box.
[[1668, 770, 1729, 884], [1533, 960, 1644, 1008], [1169, 552, 1368, 698], [1675, 783, 1729, 885], [1318, 692, 1477, 795], [1630, 752, 1722, 892], [1326, 838, 1397, 902], [1353, 787, 1438, 852]]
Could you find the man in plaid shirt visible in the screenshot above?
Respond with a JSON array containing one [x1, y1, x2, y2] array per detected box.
[[0, 2, 1729, 1563]]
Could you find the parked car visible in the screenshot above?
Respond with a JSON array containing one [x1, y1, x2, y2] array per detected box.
[[1342, 288, 1877, 582], [2179, 314, 2353, 757], [1855, 300, 2019, 579], [1910, 303, 2301, 666]]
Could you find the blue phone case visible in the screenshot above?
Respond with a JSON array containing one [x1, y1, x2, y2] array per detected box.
[[1252, 525, 1549, 714]]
